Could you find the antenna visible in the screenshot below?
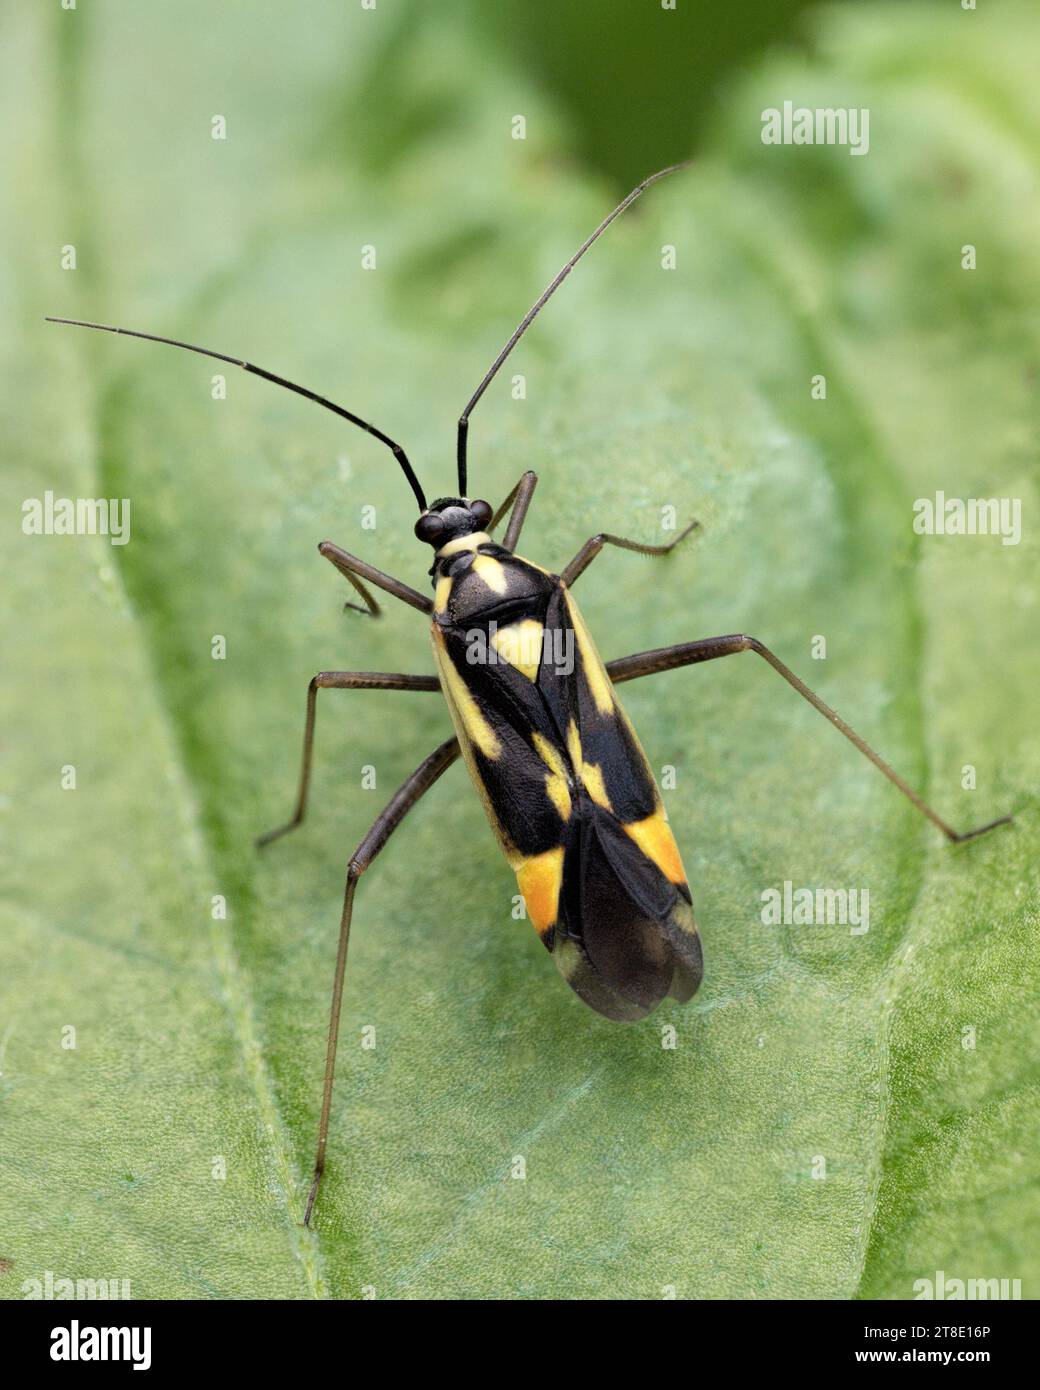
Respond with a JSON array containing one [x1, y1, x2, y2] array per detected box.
[[455, 160, 691, 495], [44, 317, 428, 511]]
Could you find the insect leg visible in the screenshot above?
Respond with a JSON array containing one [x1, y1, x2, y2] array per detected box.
[[560, 517, 699, 588], [338, 570, 382, 619], [304, 734, 460, 1225], [607, 635, 1012, 844], [256, 671, 440, 849], [319, 540, 432, 615], [489, 470, 539, 552]]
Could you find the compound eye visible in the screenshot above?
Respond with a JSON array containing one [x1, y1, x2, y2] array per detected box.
[[414, 511, 446, 544], [469, 498, 493, 528]]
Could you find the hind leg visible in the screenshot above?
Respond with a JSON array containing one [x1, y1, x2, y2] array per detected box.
[[607, 635, 1012, 844]]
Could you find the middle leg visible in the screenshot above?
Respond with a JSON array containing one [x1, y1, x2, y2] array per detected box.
[[257, 670, 440, 848]]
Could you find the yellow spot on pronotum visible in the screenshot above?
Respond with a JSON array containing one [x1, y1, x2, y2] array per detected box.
[[624, 809, 687, 885], [491, 619, 543, 680], [434, 574, 452, 613], [433, 531, 498, 610], [516, 847, 564, 938], [472, 554, 509, 595]]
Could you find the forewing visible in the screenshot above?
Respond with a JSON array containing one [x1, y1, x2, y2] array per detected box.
[[538, 587, 703, 1019]]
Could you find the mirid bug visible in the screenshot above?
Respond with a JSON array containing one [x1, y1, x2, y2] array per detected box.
[[48, 163, 1012, 1225]]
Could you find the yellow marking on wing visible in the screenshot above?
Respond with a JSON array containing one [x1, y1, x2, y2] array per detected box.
[[623, 808, 687, 886], [431, 627, 502, 760], [532, 733, 567, 777], [671, 896, 698, 938], [566, 718, 583, 774], [545, 777, 571, 821], [472, 554, 509, 595], [532, 732, 572, 821], [491, 618, 543, 680], [581, 761, 612, 812], [434, 573, 453, 613], [516, 847, 565, 938], [565, 591, 615, 715]]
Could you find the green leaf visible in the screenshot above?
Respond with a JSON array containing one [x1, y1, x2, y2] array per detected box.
[[3, 0, 1037, 1299]]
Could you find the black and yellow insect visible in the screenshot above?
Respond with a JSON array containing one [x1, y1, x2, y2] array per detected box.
[[425, 492, 702, 1022], [47, 163, 1010, 1224]]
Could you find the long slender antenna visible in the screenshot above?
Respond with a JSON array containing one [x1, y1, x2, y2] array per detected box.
[[455, 160, 691, 495], [44, 317, 428, 511]]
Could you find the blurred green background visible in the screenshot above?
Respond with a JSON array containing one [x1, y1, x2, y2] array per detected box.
[[2, 0, 1038, 1300]]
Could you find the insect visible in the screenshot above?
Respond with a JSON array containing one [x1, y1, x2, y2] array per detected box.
[[48, 163, 1011, 1225]]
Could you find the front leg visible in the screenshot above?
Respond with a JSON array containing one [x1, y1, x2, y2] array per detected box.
[[607, 635, 1012, 845], [319, 540, 432, 615]]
